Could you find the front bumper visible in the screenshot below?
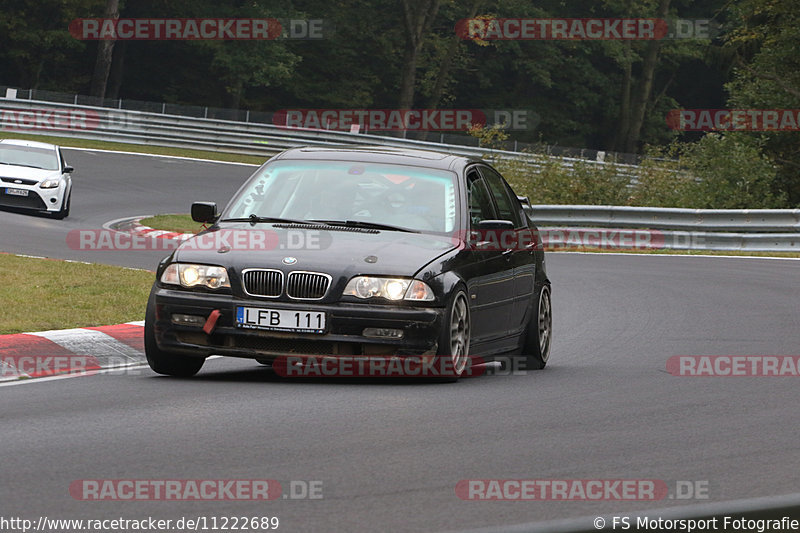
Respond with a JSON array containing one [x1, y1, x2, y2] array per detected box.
[[0, 184, 65, 212], [151, 287, 444, 360]]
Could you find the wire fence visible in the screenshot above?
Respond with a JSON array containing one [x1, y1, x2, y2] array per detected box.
[[0, 85, 643, 164]]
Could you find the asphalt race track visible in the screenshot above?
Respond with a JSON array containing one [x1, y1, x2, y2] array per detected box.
[[1, 150, 799, 532], [0, 148, 255, 269]]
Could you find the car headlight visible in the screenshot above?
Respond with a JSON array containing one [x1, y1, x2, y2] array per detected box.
[[160, 263, 230, 290], [343, 276, 434, 301], [39, 178, 60, 189]]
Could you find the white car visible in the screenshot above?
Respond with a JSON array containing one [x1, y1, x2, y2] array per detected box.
[[0, 139, 73, 219]]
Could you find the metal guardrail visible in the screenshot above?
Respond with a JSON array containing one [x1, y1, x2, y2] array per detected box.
[[1, 85, 643, 164], [531, 205, 800, 233], [525, 206, 800, 252], [0, 96, 641, 175], [1, 97, 797, 252], [536, 227, 800, 252]]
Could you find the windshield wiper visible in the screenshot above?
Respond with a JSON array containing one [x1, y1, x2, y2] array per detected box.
[[313, 219, 419, 233], [219, 214, 326, 226]]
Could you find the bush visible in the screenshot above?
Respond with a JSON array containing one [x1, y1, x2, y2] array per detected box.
[[679, 133, 785, 209], [496, 140, 783, 209], [471, 125, 786, 209], [628, 145, 698, 208], [496, 156, 630, 206]]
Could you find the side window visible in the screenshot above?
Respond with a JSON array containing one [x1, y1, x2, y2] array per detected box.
[[480, 166, 523, 228], [466, 170, 496, 228]]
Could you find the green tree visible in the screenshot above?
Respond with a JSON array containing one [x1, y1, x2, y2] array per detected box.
[[682, 133, 784, 208], [0, 0, 104, 90], [725, 0, 800, 205], [90, 0, 120, 98]]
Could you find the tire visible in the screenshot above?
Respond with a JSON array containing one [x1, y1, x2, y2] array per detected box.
[[144, 290, 205, 377], [521, 284, 552, 370], [52, 192, 70, 220], [435, 288, 471, 381]]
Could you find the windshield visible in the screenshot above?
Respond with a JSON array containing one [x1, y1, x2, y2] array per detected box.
[[0, 145, 59, 170], [224, 159, 458, 233]]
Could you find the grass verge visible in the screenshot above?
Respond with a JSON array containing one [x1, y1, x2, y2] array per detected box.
[[1, 132, 265, 165], [139, 214, 202, 234], [0, 254, 154, 335]]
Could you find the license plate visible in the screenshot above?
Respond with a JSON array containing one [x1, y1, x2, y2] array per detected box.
[[236, 307, 326, 333], [5, 188, 28, 197]]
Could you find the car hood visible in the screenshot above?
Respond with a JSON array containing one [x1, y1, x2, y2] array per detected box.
[[0, 166, 61, 183], [172, 223, 458, 278]]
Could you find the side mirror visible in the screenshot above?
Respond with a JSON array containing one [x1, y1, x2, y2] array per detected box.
[[191, 202, 218, 223], [472, 219, 516, 250], [63, 166, 74, 173], [517, 195, 533, 219]]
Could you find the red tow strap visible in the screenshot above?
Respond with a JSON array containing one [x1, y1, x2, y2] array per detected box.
[[203, 309, 221, 335]]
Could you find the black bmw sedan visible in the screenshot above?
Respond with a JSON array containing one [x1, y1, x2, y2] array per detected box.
[[145, 146, 551, 379]]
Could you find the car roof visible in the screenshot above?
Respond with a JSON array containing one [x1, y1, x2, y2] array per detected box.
[[0, 139, 59, 150], [272, 145, 483, 170]]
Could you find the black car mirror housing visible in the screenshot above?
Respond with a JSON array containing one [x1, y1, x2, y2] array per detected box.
[[191, 201, 218, 223]]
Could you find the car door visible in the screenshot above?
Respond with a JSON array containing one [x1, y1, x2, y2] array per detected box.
[[478, 165, 536, 336], [462, 167, 516, 343]]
